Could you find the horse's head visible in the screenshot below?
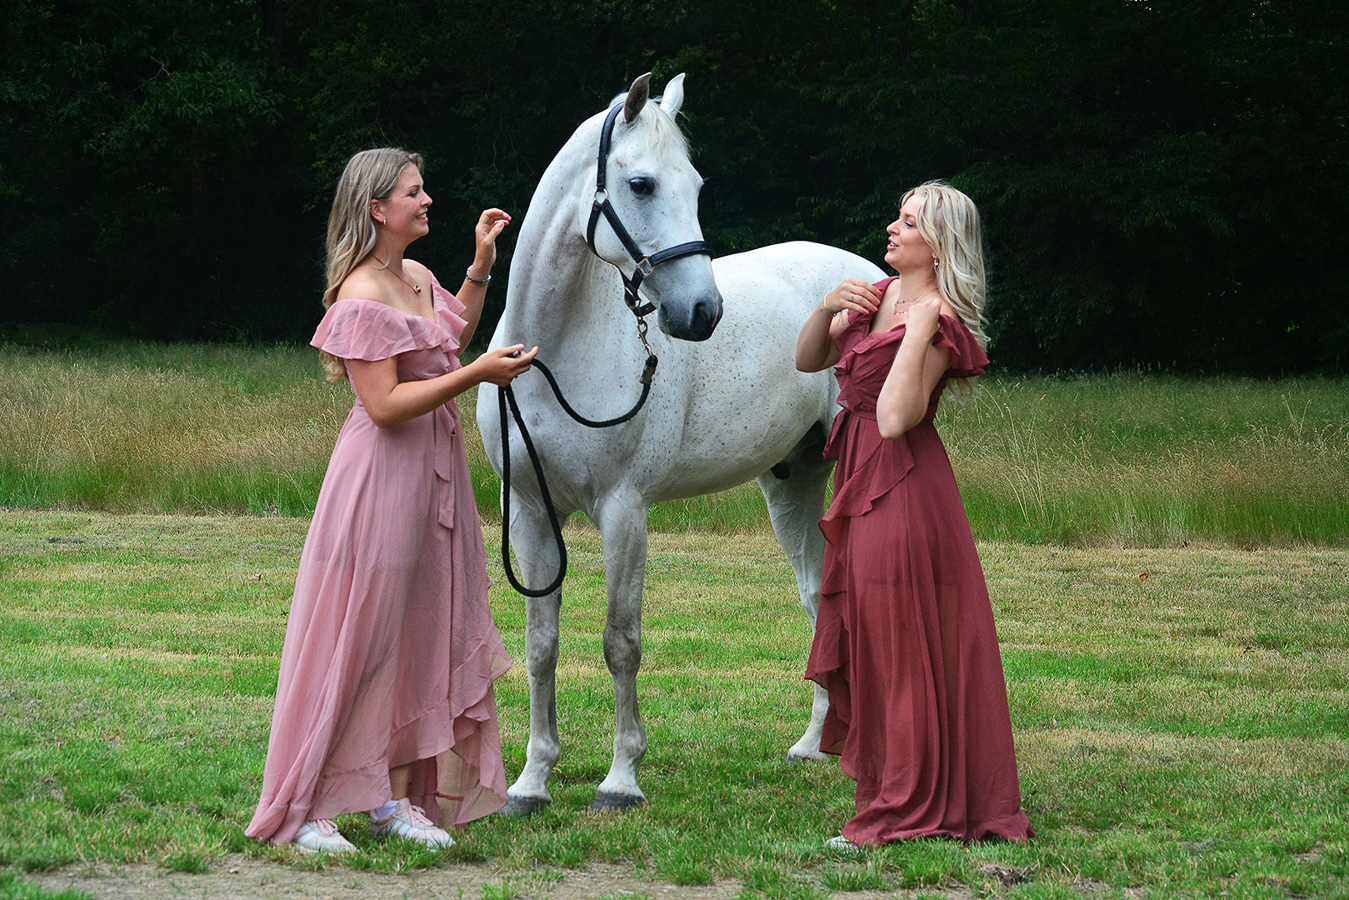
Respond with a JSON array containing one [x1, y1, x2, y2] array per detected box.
[[585, 73, 723, 342]]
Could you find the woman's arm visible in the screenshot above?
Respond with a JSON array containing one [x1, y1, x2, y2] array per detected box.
[[875, 298, 952, 440], [796, 279, 880, 372], [347, 343, 537, 429], [455, 208, 512, 347]]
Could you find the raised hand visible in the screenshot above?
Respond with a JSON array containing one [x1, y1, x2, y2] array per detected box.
[[471, 208, 513, 274], [904, 296, 942, 341], [822, 279, 882, 317]]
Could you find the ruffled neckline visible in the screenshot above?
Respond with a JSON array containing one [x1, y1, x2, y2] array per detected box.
[[833, 288, 989, 380], [331, 276, 467, 350], [312, 274, 469, 362]]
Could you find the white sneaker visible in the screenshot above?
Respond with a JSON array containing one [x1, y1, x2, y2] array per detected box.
[[370, 798, 455, 848], [293, 819, 357, 854], [825, 834, 862, 852]]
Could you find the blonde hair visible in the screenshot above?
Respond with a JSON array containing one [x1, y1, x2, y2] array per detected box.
[[902, 180, 989, 401], [318, 148, 424, 381]]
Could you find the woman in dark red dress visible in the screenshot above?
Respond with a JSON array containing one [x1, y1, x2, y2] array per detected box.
[[795, 181, 1032, 847]]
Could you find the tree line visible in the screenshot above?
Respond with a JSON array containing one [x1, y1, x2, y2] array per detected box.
[[3, 0, 1345, 373]]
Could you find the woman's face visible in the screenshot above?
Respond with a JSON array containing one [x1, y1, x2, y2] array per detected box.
[[883, 194, 935, 273], [372, 165, 432, 241]]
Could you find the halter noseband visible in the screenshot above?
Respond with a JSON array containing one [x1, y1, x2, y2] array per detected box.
[[585, 102, 714, 318]]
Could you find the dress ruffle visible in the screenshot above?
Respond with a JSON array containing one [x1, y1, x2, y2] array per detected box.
[[820, 408, 913, 548], [312, 276, 468, 362], [831, 310, 988, 400]]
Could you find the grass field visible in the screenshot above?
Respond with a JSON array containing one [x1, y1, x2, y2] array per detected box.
[[2, 510, 1347, 898], [1, 342, 1346, 546], [2, 342, 1347, 897]]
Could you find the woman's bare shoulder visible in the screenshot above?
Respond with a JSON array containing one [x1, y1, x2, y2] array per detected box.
[[334, 266, 390, 304], [403, 258, 432, 282]]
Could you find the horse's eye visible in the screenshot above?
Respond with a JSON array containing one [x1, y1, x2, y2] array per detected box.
[[629, 176, 655, 197]]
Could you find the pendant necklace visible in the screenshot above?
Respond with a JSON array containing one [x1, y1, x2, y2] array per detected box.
[[894, 287, 937, 315], [394, 266, 422, 295], [381, 258, 422, 294]]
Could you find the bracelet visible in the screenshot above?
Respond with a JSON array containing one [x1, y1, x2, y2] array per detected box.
[[465, 268, 491, 286]]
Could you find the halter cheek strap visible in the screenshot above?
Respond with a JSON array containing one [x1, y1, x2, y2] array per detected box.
[[585, 103, 714, 318]]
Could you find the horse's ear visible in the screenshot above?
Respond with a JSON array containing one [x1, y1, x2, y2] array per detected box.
[[623, 73, 652, 123], [659, 73, 686, 119]]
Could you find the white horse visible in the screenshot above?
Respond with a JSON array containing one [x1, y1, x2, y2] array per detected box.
[[477, 73, 884, 813]]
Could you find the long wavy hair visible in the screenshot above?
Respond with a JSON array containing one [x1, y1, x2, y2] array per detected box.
[[318, 148, 424, 381], [903, 180, 989, 401]]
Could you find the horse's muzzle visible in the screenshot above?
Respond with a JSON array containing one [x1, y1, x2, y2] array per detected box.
[[659, 291, 723, 341]]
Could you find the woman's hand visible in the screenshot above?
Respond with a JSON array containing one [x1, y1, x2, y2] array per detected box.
[[821, 279, 882, 317], [470, 208, 512, 276], [905, 296, 942, 341], [798, 277, 878, 373], [470, 344, 538, 387]]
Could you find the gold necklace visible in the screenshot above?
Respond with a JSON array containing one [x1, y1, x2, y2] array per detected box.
[[379, 259, 422, 295], [394, 266, 422, 295], [894, 287, 937, 315]]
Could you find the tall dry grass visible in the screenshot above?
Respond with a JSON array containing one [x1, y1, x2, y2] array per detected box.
[[2, 342, 1346, 545], [947, 374, 1349, 546], [0, 344, 350, 515]]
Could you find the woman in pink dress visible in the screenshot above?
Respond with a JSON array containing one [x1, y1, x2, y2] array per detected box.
[[246, 148, 538, 853], [795, 181, 1032, 848]]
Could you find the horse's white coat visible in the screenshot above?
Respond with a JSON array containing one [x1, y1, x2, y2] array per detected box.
[[477, 74, 885, 810]]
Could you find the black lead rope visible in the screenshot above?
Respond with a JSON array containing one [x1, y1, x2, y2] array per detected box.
[[498, 355, 658, 597]]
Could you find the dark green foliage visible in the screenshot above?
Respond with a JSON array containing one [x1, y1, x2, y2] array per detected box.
[[2, 0, 1345, 372]]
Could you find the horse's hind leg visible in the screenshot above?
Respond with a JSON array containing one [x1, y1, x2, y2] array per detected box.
[[592, 493, 650, 811], [505, 497, 569, 817], [757, 443, 833, 762]]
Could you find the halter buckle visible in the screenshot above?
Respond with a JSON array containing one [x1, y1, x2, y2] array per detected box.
[[636, 257, 654, 278]]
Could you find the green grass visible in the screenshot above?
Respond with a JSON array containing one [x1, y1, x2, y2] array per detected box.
[[2, 341, 1346, 546], [2, 510, 1347, 897]]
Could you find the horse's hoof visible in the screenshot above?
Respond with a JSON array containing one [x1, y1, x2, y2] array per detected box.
[[787, 751, 828, 763], [786, 748, 828, 763], [590, 791, 646, 813], [502, 796, 550, 818]]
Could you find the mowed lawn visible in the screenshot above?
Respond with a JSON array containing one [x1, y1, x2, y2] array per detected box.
[[1, 510, 1346, 898]]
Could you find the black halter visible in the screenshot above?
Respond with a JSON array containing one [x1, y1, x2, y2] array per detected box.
[[585, 102, 714, 318]]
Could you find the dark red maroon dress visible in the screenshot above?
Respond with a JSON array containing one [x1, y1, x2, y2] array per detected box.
[[806, 280, 1032, 844]]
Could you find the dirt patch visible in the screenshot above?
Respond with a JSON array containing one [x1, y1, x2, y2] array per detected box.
[[28, 855, 739, 899], [25, 854, 970, 899]]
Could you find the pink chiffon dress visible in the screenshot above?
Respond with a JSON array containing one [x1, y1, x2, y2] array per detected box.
[[246, 275, 511, 845], [806, 277, 1032, 844]]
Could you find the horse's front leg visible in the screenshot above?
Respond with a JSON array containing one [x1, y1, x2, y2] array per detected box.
[[504, 495, 568, 817], [591, 493, 650, 811]]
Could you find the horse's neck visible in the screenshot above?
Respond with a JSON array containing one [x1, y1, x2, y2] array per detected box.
[[500, 142, 629, 357]]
